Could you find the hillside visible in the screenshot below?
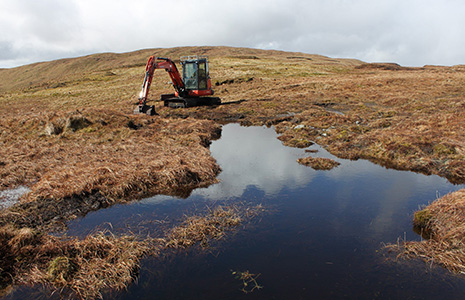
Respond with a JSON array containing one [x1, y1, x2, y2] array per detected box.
[[1, 46, 465, 297], [0, 46, 361, 92]]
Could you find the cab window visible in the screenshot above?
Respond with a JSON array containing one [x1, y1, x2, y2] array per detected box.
[[183, 62, 198, 90], [198, 62, 207, 90]]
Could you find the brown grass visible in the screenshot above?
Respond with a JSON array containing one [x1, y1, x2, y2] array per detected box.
[[389, 190, 465, 273], [0, 204, 263, 299], [164, 204, 264, 249], [0, 104, 223, 296], [21, 232, 152, 299], [297, 157, 340, 170], [0, 224, 150, 299], [165, 206, 242, 249], [160, 55, 465, 184], [0, 109, 221, 230], [3, 46, 463, 185]]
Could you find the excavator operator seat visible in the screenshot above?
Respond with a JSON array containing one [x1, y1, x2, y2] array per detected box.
[[181, 56, 209, 91]]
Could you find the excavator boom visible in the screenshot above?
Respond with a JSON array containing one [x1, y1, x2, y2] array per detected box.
[[139, 56, 185, 104]]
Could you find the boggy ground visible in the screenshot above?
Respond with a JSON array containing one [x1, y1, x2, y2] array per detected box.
[[0, 109, 225, 298], [0, 110, 222, 230], [1, 46, 465, 297], [166, 62, 465, 184]]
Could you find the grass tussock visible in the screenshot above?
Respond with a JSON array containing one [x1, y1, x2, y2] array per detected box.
[[297, 157, 340, 170], [390, 190, 465, 274], [26, 233, 151, 299], [164, 204, 264, 249], [0, 224, 152, 299]]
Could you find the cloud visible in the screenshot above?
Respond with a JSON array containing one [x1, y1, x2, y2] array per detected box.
[[1, 0, 465, 68], [0, 0, 83, 66], [0, 42, 14, 60]]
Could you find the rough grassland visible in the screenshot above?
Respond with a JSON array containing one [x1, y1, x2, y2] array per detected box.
[[0, 110, 221, 230], [1, 46, 465, 297], [390, 190, 465, 274]]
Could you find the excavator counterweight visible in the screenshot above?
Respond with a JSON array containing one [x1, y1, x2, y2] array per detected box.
[[135, 56, 220, 115]]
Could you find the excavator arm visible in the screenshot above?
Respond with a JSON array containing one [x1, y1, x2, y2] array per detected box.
[[138, 56, 186, 106]]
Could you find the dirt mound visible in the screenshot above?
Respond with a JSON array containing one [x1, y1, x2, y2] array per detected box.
[[355, 62, 421, 71]]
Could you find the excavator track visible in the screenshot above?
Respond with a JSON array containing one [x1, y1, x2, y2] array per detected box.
[[163, 96, 221, 108]]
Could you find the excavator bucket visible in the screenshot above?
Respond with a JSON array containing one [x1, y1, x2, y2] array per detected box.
[[134, 104, 157, 116]]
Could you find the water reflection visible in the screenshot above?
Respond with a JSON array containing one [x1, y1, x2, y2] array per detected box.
[[0, 186, 30, 209], [320, 151, 459, 239], [193, 124, 314, 199]]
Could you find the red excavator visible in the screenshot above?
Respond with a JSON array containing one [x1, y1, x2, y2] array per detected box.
[[135, 55, 221, 115]]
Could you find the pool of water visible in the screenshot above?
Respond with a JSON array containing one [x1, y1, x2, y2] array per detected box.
[[0, 186, 29, 210], [9, 124, 465, 299]]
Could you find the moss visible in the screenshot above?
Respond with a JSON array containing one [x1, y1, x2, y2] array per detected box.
[[413, 208, 433, 229], [262, 102, 278, 108], [378, 111, 396, 118], [288, 138, 313, 148], [336, 130, 349, 140], [47, 256, 76, 284], [433, 143, 456, 156]]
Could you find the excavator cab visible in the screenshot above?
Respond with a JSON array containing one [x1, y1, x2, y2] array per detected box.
[[180, 56, 211, 94]]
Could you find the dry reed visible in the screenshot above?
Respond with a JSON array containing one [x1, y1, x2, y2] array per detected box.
[[390, 190, 465, 274], [164, 204, 264, 249], [231, 270, 263, 293], [23, 232, 152, 299]]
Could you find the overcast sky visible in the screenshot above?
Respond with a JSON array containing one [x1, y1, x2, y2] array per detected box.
[[1, 0, 464, 68]]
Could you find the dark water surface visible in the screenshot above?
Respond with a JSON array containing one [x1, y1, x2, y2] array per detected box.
[[10, 124, 465, 299], [78, 124, 465, 299]]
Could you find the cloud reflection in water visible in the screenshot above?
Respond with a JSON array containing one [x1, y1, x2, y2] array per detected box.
[[193, 124, 314, 200]]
